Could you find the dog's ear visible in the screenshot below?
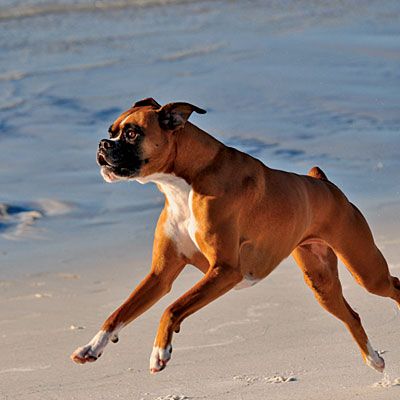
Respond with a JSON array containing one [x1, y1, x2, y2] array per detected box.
[[157, 102, 206, 131], [132, 97, 161, 109]]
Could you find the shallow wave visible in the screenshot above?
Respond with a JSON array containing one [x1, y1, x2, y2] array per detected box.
[[225, 136, 278, 156], [0, 199, 73, 240], [159, 42, 225, 62], [0, 60, 120, 83], [0, 0, 197, 21]]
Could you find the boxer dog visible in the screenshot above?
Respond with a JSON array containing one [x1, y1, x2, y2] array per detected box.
[[71, 97, 400, 374]]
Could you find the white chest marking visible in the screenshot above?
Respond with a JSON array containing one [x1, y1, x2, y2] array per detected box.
[[136, 173, 200, 257]]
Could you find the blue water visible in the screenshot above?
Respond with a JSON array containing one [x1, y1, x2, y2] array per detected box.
[[0, 0, 399, 277]]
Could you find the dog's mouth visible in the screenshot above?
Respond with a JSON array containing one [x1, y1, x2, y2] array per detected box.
[[97, 151, 109, 167], [97, 149, 140, 181], [96, 150, 120, 169]]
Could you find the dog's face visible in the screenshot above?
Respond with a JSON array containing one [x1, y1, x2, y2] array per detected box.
[[97, 98, 206, 183]]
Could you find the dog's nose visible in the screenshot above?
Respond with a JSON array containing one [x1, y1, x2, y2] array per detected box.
[[99, 139, 113, 149]]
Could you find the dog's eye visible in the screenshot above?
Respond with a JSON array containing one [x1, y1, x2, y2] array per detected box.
[[125, 129, 139, 142]]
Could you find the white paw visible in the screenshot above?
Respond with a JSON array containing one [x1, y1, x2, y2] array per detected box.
[[71, 330, 110, 364], [366, 341, 385, 373], [149, 344, 172, 374]]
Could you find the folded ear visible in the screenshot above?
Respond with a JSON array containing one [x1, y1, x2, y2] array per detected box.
[[132, 97, 161, 109], [157, 102, 206, 131]]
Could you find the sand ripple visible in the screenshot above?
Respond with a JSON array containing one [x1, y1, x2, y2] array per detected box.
[[234, 374, 297, 385], [154, 396, 189, 400], [373, 372, 400, 388], [0, 364, 51, 374]]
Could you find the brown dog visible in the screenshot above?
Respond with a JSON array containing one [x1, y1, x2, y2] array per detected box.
[[71, 98, 400, 374]]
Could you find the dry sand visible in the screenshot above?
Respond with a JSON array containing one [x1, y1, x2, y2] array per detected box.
[[1, 207, 400, 400]]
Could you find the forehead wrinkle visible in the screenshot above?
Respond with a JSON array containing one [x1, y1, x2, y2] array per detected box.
[[108, 109, 133, 139], [120, 114, 133, 127], [110, 110, 141, 140], [120, 109, 151, 129], [110, 106, 156, 138], [112, 108, 135, 130]]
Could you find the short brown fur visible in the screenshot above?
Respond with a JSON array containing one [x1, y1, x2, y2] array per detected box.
[[72, 100, 400, 373]]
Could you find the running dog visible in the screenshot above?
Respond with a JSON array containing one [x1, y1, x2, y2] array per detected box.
[[71, 98, 400, 374]]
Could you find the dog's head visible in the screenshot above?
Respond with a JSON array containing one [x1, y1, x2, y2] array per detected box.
[[97, 98, 206, 183]]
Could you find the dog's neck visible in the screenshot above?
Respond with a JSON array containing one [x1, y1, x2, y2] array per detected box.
[[168, 123, 223, 184], [136, 123, 223, 186]]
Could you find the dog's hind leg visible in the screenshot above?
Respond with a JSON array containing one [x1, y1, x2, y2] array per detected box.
[[329, 203, 400, 306], [292, 242, 385, 372], [308, 167, 400, 305]]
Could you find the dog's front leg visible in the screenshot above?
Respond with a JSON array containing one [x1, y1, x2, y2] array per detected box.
[[149, 263, 242, 373], [71, 236, 185, 364]]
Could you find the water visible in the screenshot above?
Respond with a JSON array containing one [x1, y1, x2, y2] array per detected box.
[[0, 0, 399, 277]]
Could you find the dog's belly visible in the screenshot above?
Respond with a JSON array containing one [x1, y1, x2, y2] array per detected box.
[[234, 274, 261, 290], [238, 240, 282, 283]]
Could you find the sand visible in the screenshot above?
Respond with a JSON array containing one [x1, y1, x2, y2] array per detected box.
[[1, 211, 400, 399], [1, 0, 400, 398]]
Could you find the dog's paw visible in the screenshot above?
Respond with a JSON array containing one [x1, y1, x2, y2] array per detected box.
[[365, 342, 385, 373], [149, 344, 172, 374], [71, 330, 110, 364], [71, 344, 102, 364]]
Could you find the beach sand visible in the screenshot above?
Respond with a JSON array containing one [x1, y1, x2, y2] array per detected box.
[[1, 0, 400, 398], [1, 232, 400, 399]]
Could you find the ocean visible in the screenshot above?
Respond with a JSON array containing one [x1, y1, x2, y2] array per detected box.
[[0, 0, 399, 278]]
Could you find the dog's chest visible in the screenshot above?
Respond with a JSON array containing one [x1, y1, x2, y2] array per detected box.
[[139, 173, 200, 257]]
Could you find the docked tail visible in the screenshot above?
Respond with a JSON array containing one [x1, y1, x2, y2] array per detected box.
[[308, 166, 328, 181]]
